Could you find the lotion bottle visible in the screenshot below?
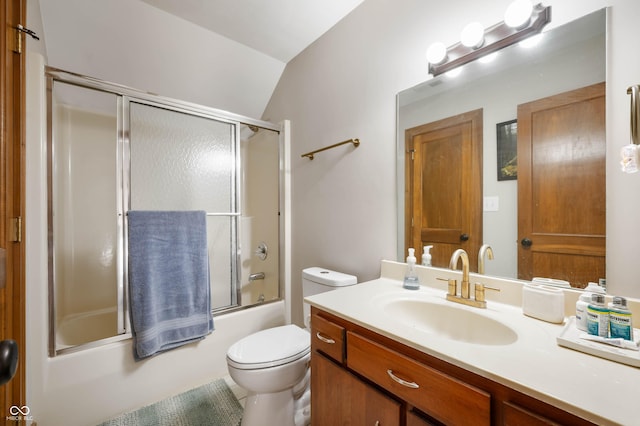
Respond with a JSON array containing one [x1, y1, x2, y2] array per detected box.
[[421, 245, 433, 267], [575, 292, 591, 331], [403, 248, 420, 290]]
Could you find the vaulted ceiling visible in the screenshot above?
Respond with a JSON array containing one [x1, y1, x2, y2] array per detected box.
[[37, 0, 365, 119], [139, 0, 365, 63]]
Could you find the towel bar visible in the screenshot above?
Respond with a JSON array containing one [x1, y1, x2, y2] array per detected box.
[[125, 212, 240, 217], [628, 85, 640, 145], [301, 138, 360, 160]]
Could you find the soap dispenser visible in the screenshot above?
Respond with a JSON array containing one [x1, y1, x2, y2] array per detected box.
[[421, 245, 433, 266], [403, 248, 420, 290]]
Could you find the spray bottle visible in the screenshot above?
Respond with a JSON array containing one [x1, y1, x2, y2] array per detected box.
[[403, 248, 420, 290], [421, 245, 433, 266]]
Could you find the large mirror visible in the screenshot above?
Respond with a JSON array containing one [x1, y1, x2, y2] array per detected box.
[[397, 9, 606, 285]]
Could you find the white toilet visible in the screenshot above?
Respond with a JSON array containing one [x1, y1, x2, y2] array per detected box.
[[226, 267, 357, 426]]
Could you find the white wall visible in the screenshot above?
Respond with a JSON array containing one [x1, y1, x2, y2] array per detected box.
[[263, 0, 640, 325], [37, 0, 285, 119]]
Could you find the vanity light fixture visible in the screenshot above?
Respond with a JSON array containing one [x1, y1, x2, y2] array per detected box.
[[427, 1, 551, 77]]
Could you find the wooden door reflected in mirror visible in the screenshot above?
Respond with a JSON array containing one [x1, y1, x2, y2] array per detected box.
[[517, 82, 606, 288], [405, 109, 483, 270]]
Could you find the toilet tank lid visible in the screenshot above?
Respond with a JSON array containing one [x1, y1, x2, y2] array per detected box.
[[302, 267, 357, 286]]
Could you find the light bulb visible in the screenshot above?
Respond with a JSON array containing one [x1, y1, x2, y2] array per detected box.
[[426, 42, 447, 65], [504, 0, 533, 29], [461, 22, 485, 49]]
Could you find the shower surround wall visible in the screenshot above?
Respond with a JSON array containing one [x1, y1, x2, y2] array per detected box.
[[26, 53, 291, 425]]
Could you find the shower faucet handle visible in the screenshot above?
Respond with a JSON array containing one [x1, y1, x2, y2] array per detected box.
[[249, 272, 265, 281], [254, 242, 268, 261]]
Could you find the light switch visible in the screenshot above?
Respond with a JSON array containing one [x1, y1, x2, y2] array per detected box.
[[483, 196, 499, 212]]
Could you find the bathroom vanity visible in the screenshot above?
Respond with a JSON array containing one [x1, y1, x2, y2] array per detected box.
[[306, 261, 640, 425]]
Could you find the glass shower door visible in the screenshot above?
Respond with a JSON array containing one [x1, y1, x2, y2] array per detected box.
[[49, 82, 120, 350], [128, 101, 239, 310], [47, 67, 282, 356]]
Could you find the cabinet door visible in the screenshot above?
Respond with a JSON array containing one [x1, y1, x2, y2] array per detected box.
[[407, 410, 441, 426], [311, 352, 401, 425], [503, 402, 560, 426]]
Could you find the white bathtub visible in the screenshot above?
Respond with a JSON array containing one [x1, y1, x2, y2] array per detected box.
[[56, 308, 119, 349]]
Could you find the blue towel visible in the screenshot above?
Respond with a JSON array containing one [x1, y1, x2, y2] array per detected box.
[[127, 210, 214, 360]]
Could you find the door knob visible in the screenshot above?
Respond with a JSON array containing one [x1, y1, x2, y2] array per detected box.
[[0, 339, 18, 386], [460, 233, 470, 242], [521, 238, 533, 247]]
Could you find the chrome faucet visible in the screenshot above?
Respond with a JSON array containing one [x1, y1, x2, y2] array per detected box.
[[478, 244, 494, 275], [444, 248, 500, 309], [449, 249, 471, 299]]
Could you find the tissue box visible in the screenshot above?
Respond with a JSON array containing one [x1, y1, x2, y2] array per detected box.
[[522, 283, 565, 323]]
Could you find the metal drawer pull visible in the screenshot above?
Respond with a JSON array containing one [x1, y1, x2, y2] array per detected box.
[[387, 369, 419, 389], [316, 332, 335, 344]]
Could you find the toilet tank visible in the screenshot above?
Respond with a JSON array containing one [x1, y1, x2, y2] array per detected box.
[[302, 267, 357, 328]]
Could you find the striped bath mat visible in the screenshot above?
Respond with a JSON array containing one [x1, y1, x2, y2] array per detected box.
[[99, 378, 242, 426]]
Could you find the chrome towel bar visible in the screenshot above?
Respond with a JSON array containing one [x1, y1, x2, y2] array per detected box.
[[301, 138, 360, 160]]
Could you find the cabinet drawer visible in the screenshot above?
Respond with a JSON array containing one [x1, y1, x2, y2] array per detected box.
[[311, 312, 345, 363], [347, 331, 490, 426]]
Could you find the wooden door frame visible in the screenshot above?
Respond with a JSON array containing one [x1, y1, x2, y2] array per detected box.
[[1, 0, 27, 415]]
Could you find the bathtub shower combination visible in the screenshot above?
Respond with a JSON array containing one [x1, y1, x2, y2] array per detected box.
[[46, 67, 284, 355]]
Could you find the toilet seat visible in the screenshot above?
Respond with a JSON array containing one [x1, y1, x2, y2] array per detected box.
[[227, 325, 310, 370]]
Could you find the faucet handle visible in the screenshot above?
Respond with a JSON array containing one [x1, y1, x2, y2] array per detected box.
[[474, 283, 500, 303], [437, 277, 457, 296]]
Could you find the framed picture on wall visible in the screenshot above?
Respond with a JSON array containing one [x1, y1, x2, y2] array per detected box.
[[496, 119, 517, 181]]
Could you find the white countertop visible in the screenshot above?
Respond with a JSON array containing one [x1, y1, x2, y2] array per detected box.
[[305, 263, 640, 425]]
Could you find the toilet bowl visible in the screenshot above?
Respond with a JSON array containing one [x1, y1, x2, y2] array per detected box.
[[226, 267, 357, 426], [227, 325, 310, 426]]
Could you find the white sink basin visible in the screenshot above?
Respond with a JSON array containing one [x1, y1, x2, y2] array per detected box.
[[382, 299, 518, 346]]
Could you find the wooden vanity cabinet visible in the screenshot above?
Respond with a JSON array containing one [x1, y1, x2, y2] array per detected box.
[[311, 309, 401, 425], [310, 307, 595, 426]]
